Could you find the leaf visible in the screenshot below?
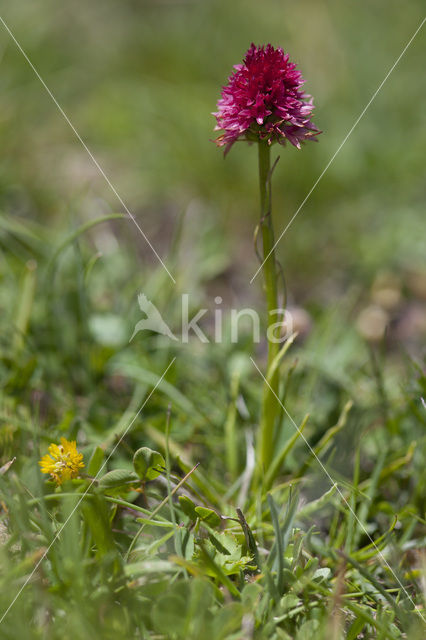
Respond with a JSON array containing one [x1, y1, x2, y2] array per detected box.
[[151, 592, 187, 636], [98, 469, 139, 494], [208, 533, 232, 556], [133, 447, 165, 481], [194, 506, 221, 527], [182, 531, 195, 561], [312, 567, 331, 581], [197, 542, 240, 598], [87, 446, 104, 477], [236, 507, 260, 569], [178, 495, 197, 520], [80, 494, 117, 559], [212, 602, 244, 639]]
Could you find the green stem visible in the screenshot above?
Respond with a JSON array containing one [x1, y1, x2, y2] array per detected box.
[[258, 141, 280, 472]]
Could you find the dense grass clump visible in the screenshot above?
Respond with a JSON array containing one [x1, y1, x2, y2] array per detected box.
[[0, 213, 425, 639]]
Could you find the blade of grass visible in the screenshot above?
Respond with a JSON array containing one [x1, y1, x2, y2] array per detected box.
[[345, 444, 360, 554], [338, 550, 411, 627], [267, 493, 284, 595], [165, 405, 183, 559], [264, 413, 309, 490], [46, 213, 125, 272], [295, 400, 352, 478], [353, 448, 386, 549], [224, 367, 240, 480]]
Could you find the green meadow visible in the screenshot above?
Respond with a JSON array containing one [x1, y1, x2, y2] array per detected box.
[[0, 1, 425, 638]]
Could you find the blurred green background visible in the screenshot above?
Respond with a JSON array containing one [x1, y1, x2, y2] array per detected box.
[[0, 0, 425, 433], [1, 0, 425, 294]]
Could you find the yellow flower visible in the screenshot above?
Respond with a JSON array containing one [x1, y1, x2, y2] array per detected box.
[[39, 437, 84, 485]]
